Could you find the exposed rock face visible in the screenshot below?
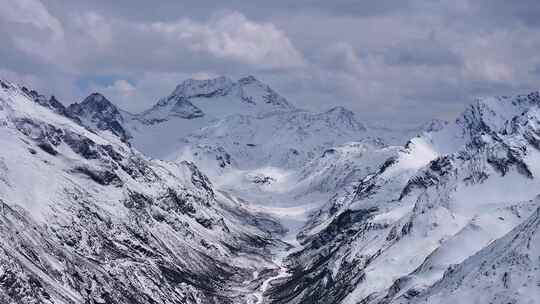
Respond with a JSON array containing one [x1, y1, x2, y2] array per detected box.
[[176, 107, 368, 176], [0, 79, 285, 304], [60, 76, 304, 160], [267, 92, 540, 304], [67, 93, 131, 142], [18, 85, 71, 118], [135, 75, 294, 126], [407, 206, 540, 304], [5, 74, 540, 304]]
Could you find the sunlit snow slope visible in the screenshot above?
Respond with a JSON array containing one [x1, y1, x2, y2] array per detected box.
[[268, 92, 540, 304]]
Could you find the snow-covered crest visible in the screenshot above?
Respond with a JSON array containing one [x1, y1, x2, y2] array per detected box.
[[0, 79, 287, 304], [4, 74, 540, 304], [139, 75, 294, 125], [268, 90, 540, 304]]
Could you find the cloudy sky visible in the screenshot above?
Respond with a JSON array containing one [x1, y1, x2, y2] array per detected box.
[[1, 0, 540, 125]]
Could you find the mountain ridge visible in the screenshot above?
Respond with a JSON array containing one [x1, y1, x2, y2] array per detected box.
[[0, 78, 288, 304], [266, 89, 540, 304], [3, 75, 540, 304], [62, 76, 369, 162]]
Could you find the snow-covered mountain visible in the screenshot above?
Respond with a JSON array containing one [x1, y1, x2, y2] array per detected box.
[[67, 93, 132, 142], [3, 73, 539, 304], [137, 75, 294, 124], [176, 106, 367, 175], [409, 206, 540, 304], [365, 118, 449, 146], [267, 92, 540, 304], [66, 76, 367, 164], [0, 79, 288, 304], [65, 76, 371, 227], [126, 76, 297, 158], [0, 75, 373, 304]]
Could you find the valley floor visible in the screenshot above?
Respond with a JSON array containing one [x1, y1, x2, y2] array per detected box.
[[213, 167, 328, 303]]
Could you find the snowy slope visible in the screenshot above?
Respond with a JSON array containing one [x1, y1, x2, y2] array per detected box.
[[135, 75, 293, 125], [65, 76, 372, 252], [0, 79, 287, 304], [365, 118, 449, 146], [126, 76, 296, 158], [410, 206, 540, 304], [66, 75, 368, 166], [64, 76, 298, 159], [175, 106, 367, 175], [8, 72, 539, 304], [268, 92, 540, 304], [169, 105, 372, 256]]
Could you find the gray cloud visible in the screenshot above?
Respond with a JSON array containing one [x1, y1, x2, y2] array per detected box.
[[383, 35, 463, 67], [1, 0, 539, 125], [42, 0, 414, 22], [531, 65, 540, 76], [470, 0, 540, 28]]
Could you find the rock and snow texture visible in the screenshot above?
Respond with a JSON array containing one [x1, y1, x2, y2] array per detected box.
[[64, 75, 372, 250], [126, 75, 296, 158], [66, 92, 132, 142], [152, 75, 294, 118], [267, 92, 540, 304], [138, 75, 293, 124], [66, 75, 367, 163], [176, 105, 367, 175], [3, 73, 540, 304], [0, 79, 287, 304], [409, 206, 540, 304]]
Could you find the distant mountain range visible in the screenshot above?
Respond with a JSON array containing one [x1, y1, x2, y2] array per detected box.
[[1, 76, 539, 304]]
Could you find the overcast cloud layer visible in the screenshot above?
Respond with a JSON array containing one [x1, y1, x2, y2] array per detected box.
[[1, 0, 540, 125]]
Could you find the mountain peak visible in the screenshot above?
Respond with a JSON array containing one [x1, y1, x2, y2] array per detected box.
[[141, 75, 295, 126], [325, 106, 351, 115], [456, 91, 540, 136], [319, 106, 366, 131], [237, 75, 258, 85], [67, 93, 129, 141], [80, 93, 118, 112], [235, 76, 294, 110], [421, 118, 449, 133], [172, 76, 234, 99]]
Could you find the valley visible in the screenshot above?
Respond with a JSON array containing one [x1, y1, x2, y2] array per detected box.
[[1, 76, 539, 304]]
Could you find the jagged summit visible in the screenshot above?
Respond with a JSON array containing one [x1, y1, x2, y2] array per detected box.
[[325, 105, 349, 113], [0, 79, 70, 117], [268, 90, 540, 304], [139, 75, 294, 125], [75, 93, 119, 114], [168, 75, 290, 106], [171, 76, 234, 99], [319, 106, 366, 132], [238, 75, 258, 85], [67, 93, 130, 141], [0, 79, 285, 304], [456, 91, 540, 135], [4, 74, 540, 304], [235, 75, 294, 109], [54, 75, 365, 159]]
